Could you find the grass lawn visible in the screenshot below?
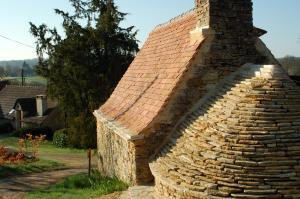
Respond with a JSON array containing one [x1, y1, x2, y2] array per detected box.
[[0, 159, 64, 177], [25, 171, 128, 199], [0, 136, 89, 176], [0, 137, 85, 155]]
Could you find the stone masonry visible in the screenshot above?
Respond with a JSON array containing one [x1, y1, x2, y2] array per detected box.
[[94, 0, 282, 187], [151, 64, 300, 198]]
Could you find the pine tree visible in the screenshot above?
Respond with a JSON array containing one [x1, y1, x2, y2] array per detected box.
[[30, 0, 139, 148]]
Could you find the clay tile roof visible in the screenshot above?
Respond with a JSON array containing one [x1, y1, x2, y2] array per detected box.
[[99, 9, 204, 134]]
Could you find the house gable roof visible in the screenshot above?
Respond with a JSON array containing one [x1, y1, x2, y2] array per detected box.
[[98, 9, 204, 134], [0, 85, 46, 118], [14, 98, 37, 117]]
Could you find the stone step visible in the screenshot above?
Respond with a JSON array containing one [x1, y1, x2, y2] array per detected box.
[[120, 186, 157, 199]]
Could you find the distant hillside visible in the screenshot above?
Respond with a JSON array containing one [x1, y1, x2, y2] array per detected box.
[[0, 58, 38, 77], [0, 58, 38, 68]]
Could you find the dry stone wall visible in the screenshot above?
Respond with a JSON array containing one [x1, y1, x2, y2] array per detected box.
[[151, 64, 300, 198], [95, 0, 279, 186], [96, 119, 135, 183], [96, 116, 155, 184]]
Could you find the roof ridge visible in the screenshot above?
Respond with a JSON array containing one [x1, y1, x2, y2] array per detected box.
[[153, 8, 196, 31]]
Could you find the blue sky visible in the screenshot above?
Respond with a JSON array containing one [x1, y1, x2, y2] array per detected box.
[[0, 0, 299, 60]]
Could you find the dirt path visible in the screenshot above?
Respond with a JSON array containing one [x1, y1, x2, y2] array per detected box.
[[40, 152, 97, 169], [0, 168, 86, 199]]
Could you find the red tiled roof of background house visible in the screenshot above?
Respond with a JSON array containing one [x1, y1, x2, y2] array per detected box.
[[99, 9, 204, 134]]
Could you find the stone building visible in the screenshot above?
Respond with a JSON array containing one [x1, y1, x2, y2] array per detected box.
[[94, 0, 300, 197]]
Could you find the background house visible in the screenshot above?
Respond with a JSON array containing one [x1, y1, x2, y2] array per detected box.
[[0, 85, 63, 131]]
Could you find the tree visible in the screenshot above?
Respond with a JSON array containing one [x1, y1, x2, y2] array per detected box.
[[30, 0, 139, 148], [22, 61, 33, 76]]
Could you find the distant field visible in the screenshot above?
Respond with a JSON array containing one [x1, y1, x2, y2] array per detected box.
[[3, 76, 47, 86]]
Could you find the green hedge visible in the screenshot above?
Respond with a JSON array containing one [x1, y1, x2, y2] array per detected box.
[[53, 129, 68, 148], [0, 123, 13, 134], [11, 126, 53, 140]]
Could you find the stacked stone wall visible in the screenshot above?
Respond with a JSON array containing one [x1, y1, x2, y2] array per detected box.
[[96, 120, 135, 183], [119, 36, 276, 184], [141, 1, 271, 184], [151, 65, 300, 198], [96, 118, 156, 184], [146, 36, 273, 161], [290, 76, 300, 86], [146, 0, 268, 144]]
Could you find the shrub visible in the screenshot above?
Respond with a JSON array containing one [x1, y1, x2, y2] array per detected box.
[[0, 123, 13, 134], [53, 129, 68, 148], [11, 126, 53, 140], [25, 134, 47, 158], [58, 170, 128, 190]]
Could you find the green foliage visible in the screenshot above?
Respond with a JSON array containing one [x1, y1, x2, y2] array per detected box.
[[30, 0, 139, 148], [0, 123, 13, 134], [56, 170, 126, 190], [0, 136, 85, 155], [25, 170, 128, 199], [11, 126, 53, 140], [53, 129, 68, 148], [67, 114, 96, 148]]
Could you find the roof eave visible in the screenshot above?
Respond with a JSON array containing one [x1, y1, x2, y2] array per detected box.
[[93, 110, 145, 141]]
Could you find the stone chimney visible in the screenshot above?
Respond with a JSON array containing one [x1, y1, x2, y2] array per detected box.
[[36, 95, 47, 116], [195, 0, 254, 33], [194, 0, 265, 68]]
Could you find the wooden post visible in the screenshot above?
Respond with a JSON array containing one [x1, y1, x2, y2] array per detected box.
[[21, 68, 24, 86], [87, 148, 91, 176]]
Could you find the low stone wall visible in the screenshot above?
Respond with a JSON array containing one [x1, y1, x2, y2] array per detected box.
[[96, 119, 134, 183], [95, 112, 154, 184], [153, 172, 208, 199]]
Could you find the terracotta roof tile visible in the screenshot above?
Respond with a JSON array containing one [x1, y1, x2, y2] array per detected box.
[[99, 9, 204, 134]]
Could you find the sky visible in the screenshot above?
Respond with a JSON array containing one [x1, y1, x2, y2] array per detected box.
[[0, 0, 299, 61]]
